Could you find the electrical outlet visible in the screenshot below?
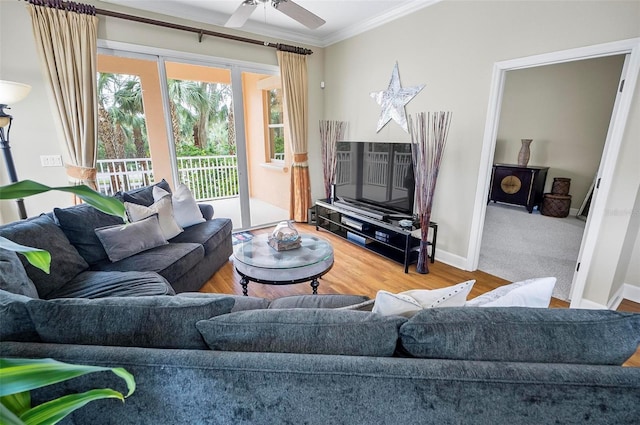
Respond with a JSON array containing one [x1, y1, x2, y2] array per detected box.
[[40, 155, 63, 167]]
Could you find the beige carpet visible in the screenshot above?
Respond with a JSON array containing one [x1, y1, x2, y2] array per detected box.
[[478, 203, 586, 302]]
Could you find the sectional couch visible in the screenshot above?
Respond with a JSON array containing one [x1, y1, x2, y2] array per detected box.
[[1, 290, 640, 424], [1, 181, 640, 424], [0, 180, 233, 297]]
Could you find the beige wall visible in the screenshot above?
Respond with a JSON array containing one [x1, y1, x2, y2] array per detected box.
[[322, 0, 640, 305], [495, 56, 625, 209], [1, 0, 638, 305]]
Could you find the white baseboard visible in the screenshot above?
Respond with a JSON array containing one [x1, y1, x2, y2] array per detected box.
[[622, 283, 640, 304], [575, 298, 609, 310], [575, 283, 640, 310], [433, 248, 468, 270]]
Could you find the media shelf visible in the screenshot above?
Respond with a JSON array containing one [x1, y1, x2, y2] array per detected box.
[[315, 199, 436, 273]]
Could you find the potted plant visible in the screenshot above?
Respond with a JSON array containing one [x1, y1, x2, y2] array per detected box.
[[0, 180, 134, 424]]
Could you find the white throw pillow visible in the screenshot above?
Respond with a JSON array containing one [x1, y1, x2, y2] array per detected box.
[[153, 184, 205, 228], [372, 280, 475, 317], [125, 196, 183, 240], [465, 277, 556, 308]]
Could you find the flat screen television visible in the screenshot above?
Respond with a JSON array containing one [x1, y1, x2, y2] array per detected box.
[[334, 141, 415, 217]]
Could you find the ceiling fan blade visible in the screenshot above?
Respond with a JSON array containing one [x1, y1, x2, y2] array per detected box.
[[273, 0, 326, 29], [225, 0, 258, 28]]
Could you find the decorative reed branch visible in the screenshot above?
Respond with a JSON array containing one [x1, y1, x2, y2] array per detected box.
[[409, 111, 452, 274], [319, 120, 347, 198]]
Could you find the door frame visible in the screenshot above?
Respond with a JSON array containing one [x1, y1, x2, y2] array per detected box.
[[98, 40, 280, 229], [467, 37, 640, 308]]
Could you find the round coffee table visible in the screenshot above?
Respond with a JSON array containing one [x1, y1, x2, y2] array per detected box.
[[232, 233, 334, 296]]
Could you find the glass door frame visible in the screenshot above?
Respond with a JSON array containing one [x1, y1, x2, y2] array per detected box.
[[98, 40, 280, 229]]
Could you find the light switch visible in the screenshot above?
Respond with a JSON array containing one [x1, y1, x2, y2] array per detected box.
[[40, 155, 63, 167]]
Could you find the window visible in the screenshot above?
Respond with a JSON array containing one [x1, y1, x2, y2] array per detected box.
[[265, 88, 285, 162]]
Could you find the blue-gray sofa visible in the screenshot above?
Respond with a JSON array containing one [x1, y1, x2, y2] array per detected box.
[[1, 180, 639, 424], [0, 180, 232, 297], [1, 290, 639, 424]]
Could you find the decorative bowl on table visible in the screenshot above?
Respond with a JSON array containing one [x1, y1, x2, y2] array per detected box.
[[268, 220, 301, 251]]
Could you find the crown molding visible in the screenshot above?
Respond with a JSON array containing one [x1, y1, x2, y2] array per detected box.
[[321, 0, 442, 47], [99, 0, 443, 49]]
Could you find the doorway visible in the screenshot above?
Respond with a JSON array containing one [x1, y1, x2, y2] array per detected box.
[[478, 55, 625, 302], [467, 38, 640, 308], [96, 46, 290, 230]]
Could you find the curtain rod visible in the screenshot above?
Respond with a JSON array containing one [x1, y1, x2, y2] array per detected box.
[[25, 0, 314, 55], [94, 8, 314, 56]]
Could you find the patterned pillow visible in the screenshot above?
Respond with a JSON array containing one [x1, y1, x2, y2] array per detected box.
[[372, 280, 475, 317], [466, 277, 556, 308]]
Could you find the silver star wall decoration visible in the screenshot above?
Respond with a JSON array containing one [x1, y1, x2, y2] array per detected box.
[[370, 62, 425, 133]]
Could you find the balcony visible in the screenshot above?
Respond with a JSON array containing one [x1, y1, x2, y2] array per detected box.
[[97, 157, 287, 229]]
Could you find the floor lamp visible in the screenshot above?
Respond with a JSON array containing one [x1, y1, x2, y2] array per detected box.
[[0, 80, 32, 219]]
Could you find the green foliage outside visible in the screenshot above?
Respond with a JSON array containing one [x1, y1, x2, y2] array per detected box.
[[97, 73, 239, 198]]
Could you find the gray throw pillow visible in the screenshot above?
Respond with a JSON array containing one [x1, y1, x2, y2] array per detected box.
[[54, 204, 124, 264], [196, 309, 406, 357], [268, 294, 370, 309], [0, 289, 40, 342], [26, 295, 235, 349], [399, 307, 640, 365], [0, 248, 39, 298], [0, 215, 88, 298], [178, 292, 269, 312], [121, 179, 171, 207], [95, 215, 168, 262]]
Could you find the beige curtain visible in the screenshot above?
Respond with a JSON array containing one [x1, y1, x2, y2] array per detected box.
[[277, 50, 310, 222], [27, 1, 98, 197]]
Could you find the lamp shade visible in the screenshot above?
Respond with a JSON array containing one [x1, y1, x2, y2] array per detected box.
[[0, 80, 31, 105]]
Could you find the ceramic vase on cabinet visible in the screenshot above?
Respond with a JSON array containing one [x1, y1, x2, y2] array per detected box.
[[518, 139, 533, 167]]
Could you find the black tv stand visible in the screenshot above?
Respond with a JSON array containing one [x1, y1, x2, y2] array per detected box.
[[315, 199, 436, 273], [331, 199, 389, 221]]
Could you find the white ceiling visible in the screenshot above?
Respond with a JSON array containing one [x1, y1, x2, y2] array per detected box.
[[100, 0, 441, 47]]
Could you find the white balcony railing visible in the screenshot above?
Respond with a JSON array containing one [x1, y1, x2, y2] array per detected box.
[[96, 156, 239, 201]]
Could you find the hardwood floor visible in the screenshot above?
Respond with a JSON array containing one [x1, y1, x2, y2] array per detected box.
[[200, 223, 640, 367]]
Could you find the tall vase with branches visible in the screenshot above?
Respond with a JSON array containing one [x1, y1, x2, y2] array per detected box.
[[319, 120, 347, 199], [409, 111, 452, 274]]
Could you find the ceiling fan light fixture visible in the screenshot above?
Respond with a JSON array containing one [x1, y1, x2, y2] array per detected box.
[[274, 0, 325, 29], [225, 0, 259, 27], [225, 0, 325, 30]]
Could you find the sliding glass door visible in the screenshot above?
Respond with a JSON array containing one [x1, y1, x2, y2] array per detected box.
[[97, 48, 289, 229]]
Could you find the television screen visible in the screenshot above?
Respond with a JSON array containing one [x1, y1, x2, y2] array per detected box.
[[334, 141, 415, 216]]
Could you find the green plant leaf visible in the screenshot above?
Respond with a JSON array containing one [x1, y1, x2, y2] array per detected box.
[[0, 180, 127, 222], [0, 237, 51, 274], [0, 358, 135, 398], [0, 402, 25, 425], [1, 391, 31, 417], [20, 389, 125, 425]]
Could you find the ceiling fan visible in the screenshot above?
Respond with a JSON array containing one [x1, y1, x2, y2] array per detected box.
[[225, 0, 326, 30]]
